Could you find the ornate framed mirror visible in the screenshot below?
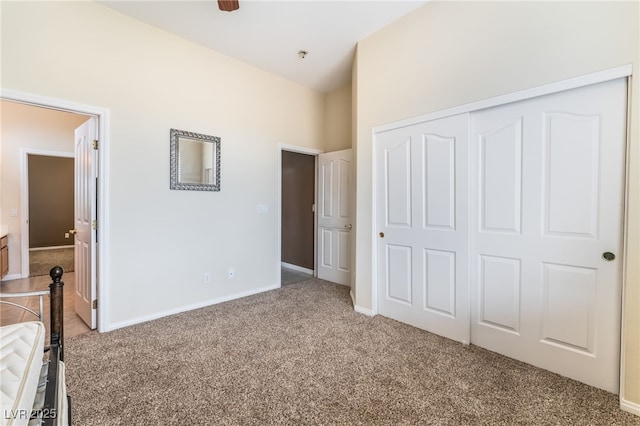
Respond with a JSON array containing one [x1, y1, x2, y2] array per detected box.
[[170, 129, 220, 191]]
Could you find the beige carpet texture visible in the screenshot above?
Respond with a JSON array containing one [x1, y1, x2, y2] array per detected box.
[[66, 279, 639, 425], [29, 248, 74, 277]]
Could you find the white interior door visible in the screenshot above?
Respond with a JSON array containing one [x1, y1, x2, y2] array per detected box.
[[469, 78, 627, 393], [317, 149, 352, 286], [74, 117, 97, 329], [376, 114, 470, 343]]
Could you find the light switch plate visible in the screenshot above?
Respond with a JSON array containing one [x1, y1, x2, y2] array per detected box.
[[257, 204, 268, 214]]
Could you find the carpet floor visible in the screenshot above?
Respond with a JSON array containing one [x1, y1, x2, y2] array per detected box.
[[66, 279, 639, 425], [29, 247, 74, 277]]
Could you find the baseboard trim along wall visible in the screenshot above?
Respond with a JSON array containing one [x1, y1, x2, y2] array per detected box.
[[1, 274, 23, 282], [621, 398, 640, 417], [29, 245, 74, 251], [106, 283, 280, 332], [281, 262, 314, 275], [354, 304, 375, 317]]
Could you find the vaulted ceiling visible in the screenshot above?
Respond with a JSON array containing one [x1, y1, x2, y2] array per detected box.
[[98, 1, 428, 93]]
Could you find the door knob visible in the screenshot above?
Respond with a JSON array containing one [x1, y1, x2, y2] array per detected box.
[[379, 232, 384, 238], [69, 229, 77, 235], [602, 252, 615, 261], [344, 224, 352, 230]]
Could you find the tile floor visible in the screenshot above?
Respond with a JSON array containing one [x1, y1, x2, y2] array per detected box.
[[281, 266, 314, 285], [0, 272, 91, 341]]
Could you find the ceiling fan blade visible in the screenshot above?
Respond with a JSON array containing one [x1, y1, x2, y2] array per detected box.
[[218, 0, 239, 12]]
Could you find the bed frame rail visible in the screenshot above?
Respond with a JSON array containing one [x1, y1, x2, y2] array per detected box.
[[0, 266, 64, 357], [0, 290, 49, 321], [48, 266, 64, 360], [0, 266, 67, 426]]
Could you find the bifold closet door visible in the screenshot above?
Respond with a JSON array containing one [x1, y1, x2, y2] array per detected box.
[[469, 78, 627, 393], [376, 114, 470, 344]]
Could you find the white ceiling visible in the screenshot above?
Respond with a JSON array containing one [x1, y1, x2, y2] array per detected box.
[[97, 1, 428, 93]]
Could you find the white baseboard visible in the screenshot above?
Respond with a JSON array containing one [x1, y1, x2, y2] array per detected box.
[[281, 262, 314, 275], [29, 245, 74, 251], [350, 289, 376, 316], [621, 398, 640, 417], [1, 273, 23, 282], [354, 304, 375, 317], [105, 283, 280, 332]]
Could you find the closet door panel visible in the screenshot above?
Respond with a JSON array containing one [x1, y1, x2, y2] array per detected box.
[[479, 118, 523, 234], [377, 113, 470, 344], [470, 78, 627, 393]]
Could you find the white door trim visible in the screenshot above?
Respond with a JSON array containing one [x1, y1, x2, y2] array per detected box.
[[374, 64, 632, 134], [1, 87, 111, 333], [619, 75, 634, 412], [19, 148, 74, 279], [276, 144, 322, 286]]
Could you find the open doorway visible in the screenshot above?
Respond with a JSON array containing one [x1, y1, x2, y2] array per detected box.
[[281, 149, 316, 285], [1, 93, 107, 332], [277, 146, 353, 288], [278, 146, 354, 286], [0, 100, 88, 280], [27, 153, 75, 277]]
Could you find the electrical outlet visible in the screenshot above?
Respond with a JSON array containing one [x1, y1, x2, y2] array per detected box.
[[203, 273, 210, 284], [228, 268, 235, 279], [65, 233, 70, 239]]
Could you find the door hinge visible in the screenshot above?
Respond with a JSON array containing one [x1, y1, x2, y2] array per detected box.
[[92, 220, 97, 230], [93, 140, 99, 150], [92, 300, 98, 309]]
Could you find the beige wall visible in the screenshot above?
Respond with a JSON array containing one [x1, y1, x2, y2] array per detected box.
[[325, 84, 352, 152], [354, 1, 639, 406], [1, 1, 325, 327], [28, 155, 74, 248], [0, 100, 88, 278]]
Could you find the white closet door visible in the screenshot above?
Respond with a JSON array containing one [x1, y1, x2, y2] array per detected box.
[[469, 78, 627, 393], [377, 114, 470, 344]]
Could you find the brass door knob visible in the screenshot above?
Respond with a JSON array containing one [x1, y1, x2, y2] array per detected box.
[[379, 232, 384, 238], [69, 229, 77, 235]]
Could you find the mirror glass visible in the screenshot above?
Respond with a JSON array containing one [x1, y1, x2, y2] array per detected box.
[[170, 129, 220, 191]]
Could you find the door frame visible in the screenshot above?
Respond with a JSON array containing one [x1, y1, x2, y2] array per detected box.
[[370, 64, 632, 399], [276, 144, 322, 285], [20, 149, 74, 278], [2, 88, 110, 333]]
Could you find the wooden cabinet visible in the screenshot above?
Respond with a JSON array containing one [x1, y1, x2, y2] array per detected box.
[[1, 235, 8, 279]]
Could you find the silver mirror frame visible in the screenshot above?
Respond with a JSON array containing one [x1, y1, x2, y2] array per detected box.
[[170, 128, 221, 191]]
